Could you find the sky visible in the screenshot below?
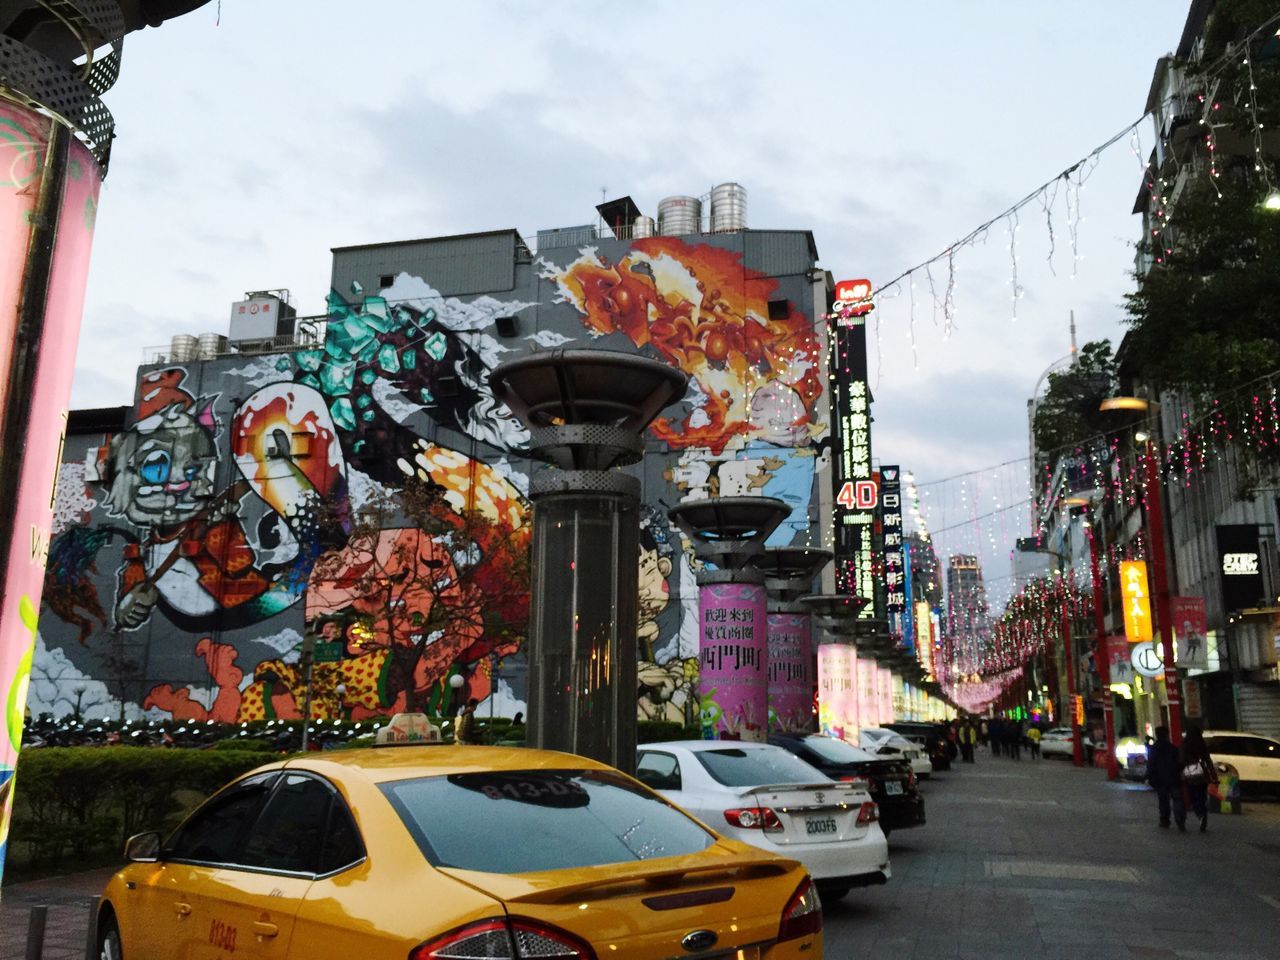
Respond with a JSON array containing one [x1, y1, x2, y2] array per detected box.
[[73, 0, 1182, 597]]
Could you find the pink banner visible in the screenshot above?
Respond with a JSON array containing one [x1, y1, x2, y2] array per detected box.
[[856, 654, 877, 728], [0, 106, 100, 876], [699, 582, 768, 741], [767, 612, 813, 732], [877, 665, 893, 726], [817, 643, 855, 739], [1171, 596, 1208, 670]]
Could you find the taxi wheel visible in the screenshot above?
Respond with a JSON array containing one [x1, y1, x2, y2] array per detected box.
[[98, 917, 123, 960]]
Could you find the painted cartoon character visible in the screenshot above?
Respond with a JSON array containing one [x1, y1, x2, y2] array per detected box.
[[102, 370, 347, 632], [542, 238, 825, 455]]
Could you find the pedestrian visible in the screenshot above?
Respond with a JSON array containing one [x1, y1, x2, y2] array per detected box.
[[978, 718, 990, 749], [1008, 719, 1022, 761], [1146, 726, 1185, 831], [454, 697, 479, 745], [1026, 724, 1042, 759], [989, 718, 1004, 756], [1179, 728, 1218, 833], [959, 720, 977, 763]]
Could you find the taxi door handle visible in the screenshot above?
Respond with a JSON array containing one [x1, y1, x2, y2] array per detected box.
[[174, 902, 192, 917], [253, 922, 279, 938]]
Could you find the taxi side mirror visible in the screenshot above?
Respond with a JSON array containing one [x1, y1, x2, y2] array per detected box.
[[124, 831, 161, 862]]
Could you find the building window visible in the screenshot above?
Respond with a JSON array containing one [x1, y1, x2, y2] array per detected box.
[[379, 274, 394, 289], [767, 299, 789, 320]]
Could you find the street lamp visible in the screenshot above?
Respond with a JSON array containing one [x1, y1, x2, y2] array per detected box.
[[1099, 395, 1183, 747]]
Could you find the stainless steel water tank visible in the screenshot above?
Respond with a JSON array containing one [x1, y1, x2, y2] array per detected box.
[[197, 333, 228, 359], [170, 334, 198, 362], [633, 215, 656, 239], [657, 196, 702, 236], [709, 182, 747, 232]]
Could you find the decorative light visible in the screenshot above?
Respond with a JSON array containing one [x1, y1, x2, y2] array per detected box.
[[1264, 191, 1280, 212]]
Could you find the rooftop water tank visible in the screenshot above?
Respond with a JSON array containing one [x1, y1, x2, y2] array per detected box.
[[170, 334, 198, 362], [633, 215, 656, 239], [197, 333, 228, 360], [658, 196, 702, 237], [709, 182, 747, 233]]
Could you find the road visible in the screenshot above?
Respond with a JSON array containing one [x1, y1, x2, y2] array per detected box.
[[3, 749, 1277, 959], [823, 750, 1280, 959]]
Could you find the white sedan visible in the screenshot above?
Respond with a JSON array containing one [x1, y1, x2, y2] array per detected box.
[[1203, 730, 1280, 796], [636, 740, 891, 901], [858, 727, 933, 778]]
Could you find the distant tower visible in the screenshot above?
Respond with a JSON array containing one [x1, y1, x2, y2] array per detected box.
[[945, 555, 991, 676]]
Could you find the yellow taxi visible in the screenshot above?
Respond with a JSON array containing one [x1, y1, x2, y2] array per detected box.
[[96, 739, 824, 959]]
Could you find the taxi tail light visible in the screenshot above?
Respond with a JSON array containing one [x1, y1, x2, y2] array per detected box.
[[410, 917, 592, 959], [724, 806, 782, 831], [856, 801, 878, 826], [907, 770, 918, 788], [778, 877, 823, 941]]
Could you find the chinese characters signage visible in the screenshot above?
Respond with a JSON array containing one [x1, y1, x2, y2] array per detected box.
[[767, 612, 813, 733], [829, 278, 876, 618], [699, 583, 768, 741], [1120, 560, 1153, 642], [881, 465, 906, 638]]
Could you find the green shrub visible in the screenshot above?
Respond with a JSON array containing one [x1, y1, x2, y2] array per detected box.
[[9, 748, 270, 872]]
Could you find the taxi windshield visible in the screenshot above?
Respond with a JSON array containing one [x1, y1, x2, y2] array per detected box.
[[381, 769, 715, 874]]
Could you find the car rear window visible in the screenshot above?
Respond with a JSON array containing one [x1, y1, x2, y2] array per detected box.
[[799, 736, 874, 764], [380, 770, 715, 874], [695, 747, 829, 787]]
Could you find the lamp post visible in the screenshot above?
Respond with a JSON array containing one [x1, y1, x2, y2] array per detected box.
[[1100, 396, 1182, 746]]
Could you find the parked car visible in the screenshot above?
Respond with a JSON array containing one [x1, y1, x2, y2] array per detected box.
[[1202, 729, 1280, 797], [858, 727, 933, 778], [97, 731, 825, 959], [636, 740, 890, 902], [885, 721, 952, 771], [1040, 727, 1099, 761], [769, 733, 926, 836]]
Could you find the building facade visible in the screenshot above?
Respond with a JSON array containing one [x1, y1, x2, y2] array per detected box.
[[33, 207, 836, 725]]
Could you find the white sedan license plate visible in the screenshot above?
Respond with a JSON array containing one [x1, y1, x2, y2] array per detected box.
[[805, 816, 838, 836], [885, 780, 904, 796]]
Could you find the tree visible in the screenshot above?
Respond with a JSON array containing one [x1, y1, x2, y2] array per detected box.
[[1031, 340, 1118, 464]]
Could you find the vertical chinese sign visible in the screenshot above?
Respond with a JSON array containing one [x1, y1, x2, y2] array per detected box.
[[699, 583, 768, 741], [1119, 561, 1153, 642], [767, 612, 813, 733], [881, 466, 906, 641], [0, 103, 101, 878], [828, 279, 877, 618]]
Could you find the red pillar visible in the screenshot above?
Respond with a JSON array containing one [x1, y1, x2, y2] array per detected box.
[[1060, 581, 1083, 766], [1087, 523, 1118, 780], [1144, 443, 1183, 747]]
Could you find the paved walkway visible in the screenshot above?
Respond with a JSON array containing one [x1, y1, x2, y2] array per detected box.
[[824, 750, 1280, 959], [1, 867, 115, 959]]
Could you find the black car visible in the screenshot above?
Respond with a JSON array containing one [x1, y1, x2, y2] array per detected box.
[[886, 721, 953, 771], [769, 733, 926, 835]]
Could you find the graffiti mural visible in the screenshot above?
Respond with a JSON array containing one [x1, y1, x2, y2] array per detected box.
[[33, 230, 827, 725]]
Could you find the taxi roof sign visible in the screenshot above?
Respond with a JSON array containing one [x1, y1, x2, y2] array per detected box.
[[375, 713, 442, 746]]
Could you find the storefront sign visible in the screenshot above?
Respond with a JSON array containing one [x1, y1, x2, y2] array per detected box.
[[1120, 561, 1153, 642], [881, 465, 906, 637], [1171, 596, 1208, 671], [1182, 680, 1202, 718], [829, 278, 876, 618], [1216, 525, 1264, 612], [1130, 641, 1164, 678]]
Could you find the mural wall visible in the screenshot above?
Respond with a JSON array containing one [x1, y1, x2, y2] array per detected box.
[[33, 233, 828, 724]]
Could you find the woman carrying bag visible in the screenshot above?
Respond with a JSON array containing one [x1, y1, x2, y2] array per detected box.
[[1179, 728, 1218, 833]]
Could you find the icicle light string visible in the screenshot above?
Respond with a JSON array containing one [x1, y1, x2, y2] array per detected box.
[[869, 11, 1280, 314]]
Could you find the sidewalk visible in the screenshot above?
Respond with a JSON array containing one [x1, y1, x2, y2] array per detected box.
[[1, 867, 116, 960], [823, 749, 1280, 959]]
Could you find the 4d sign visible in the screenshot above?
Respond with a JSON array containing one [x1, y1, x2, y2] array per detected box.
[[1120, 560, 1153, 643], [836, 479, 879, 510]]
